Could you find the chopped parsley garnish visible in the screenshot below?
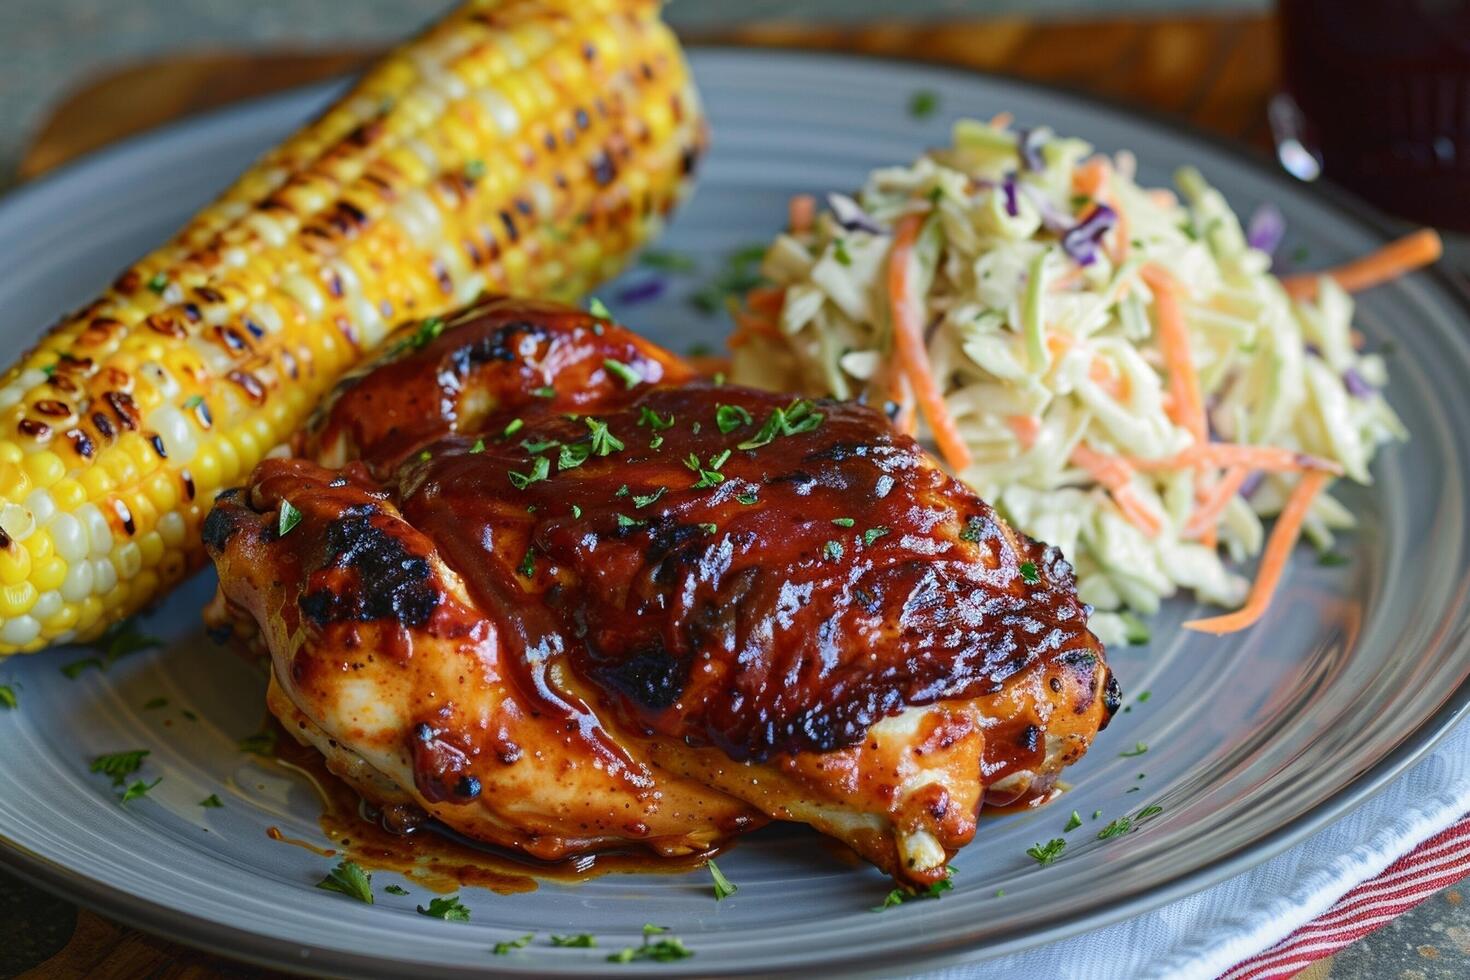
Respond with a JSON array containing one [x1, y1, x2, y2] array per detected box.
[[91, 749, 149, 786], [316, 860, 374, 904], [463, 158, 486, 180], [639, 250, 698, 273], [698, 523, 718, 534], [1027, 838, 1066, 865], [519, 436, 560, 453], [863, 526, 890, 547], [550, 934, 597, 948], [1064, 810, 1082, 832], [503, 418, 524, 438], [1019, 561, 1040, 584], [1093, 810, 1103, 820], [1097, 817, 1132, 840], [418, 449, 432, 462], [0, 684, 15, 710], [872, 868, 954, 911], [608, 937, 694, 964], [517, 548, 537, 578], [708, 859, 737, 900], [831, 517, 855, 528], [200, 793, 223, 808], [685, 452, 728, 489], [691, 421, 701, 435], [637, 406, 675, 430], [509, 455, 551, 489], [182, 709, 198, 722], [238, 729, 278, 757], [833, 238, 853, 266], [587, 296, 614, 319], [142, 696, 168, 710], [616, 514, 645, 530], [603, 358, 643, 389], [417, 895, 470, 921], [716, 403, 753, 434], [571, 504, 583, 519], [384, 884, 410, 896], [470, 438, 485, 453], [120, 778, 161, 803], [91, 618, 162, 668], [559, 441, 592, 470], [1137, 804, 1164, 821], [183, 394, 204, 410], [959, 517, 985, 542], [532, 385, 556, 399], [632, 487, 666, 509], [61, 658, 103, 679], [393, 316, 445, 354], [649, 434, 664, 449], [616, 484, 630, 497], [585, 417, 625, 455], [736, 491, 759, 505], [1318, 550, 1350, 567], [146, 272, 168, 294], [824, 540, 844, 561], [737, 399, 823, 450], [909, 89, 940, 119], [278, 500, 302, 537], [1119, 611, 1151, 645], [1119, 742, 1148, 758], [492, 933, 534, 954], [1137, 691, 1152, 703]]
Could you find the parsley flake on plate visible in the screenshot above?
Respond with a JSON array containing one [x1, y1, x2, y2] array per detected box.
[[417, 895, 470, 921], [492, 933, 534, 954], [587, 296, 614, 319], [1119, 741, 1149, 758], [199, 794, 224, 809], [316, 860, 374, 904], [0, 684, 16, 709], [1063, 810, 1082, 832], [91, 749, 149, 786], [119, 778, 161, 804], [707, 859, 737, 900], [1097, 816, 1132, 840], [238, 729, 278, 757], [384, 884, 410, 897], [550, 934, 597, 948], [908, 89, 940, 119], [872, 867, 954, 911], [1026, 838, 1066, 865]]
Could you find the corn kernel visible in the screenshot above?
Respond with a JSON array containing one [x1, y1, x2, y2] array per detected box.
[[32, 555, 66, 593], [138, 531, 164, 569], [79, 465, 114, 501], [23, 451, 64, 489], [0, 546, 31, 586], [0, 581, 37, 617]]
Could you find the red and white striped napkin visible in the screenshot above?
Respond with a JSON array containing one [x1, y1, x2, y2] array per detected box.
[[922, 719, 1470, 980]]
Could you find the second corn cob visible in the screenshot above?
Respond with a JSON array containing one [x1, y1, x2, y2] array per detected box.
[[0, 0, 705, 654]]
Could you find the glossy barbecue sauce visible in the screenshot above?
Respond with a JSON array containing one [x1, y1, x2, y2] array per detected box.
[[383, 392, 1109, 780]]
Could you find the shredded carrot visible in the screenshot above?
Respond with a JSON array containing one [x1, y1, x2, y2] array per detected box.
[[1281, 229, 1442, 300], [1007, 414, 1041, 449], [745, 286, 786, 318], [1129, 443, 1344, 476], [989, 111, 1014, 130], [1049, 266, 1089, 293], [1072, 158, 1109, 198], [1184, 470, 1331, 634], [1141, 264, 1207, 445], [788, 194, 817, 235], [1183, 464, 1251, 539], [1088, 356, 1130, 401], [1070, 443, 1164, 536], [888, 214, 972, 470], [728, 309, 781, 349]]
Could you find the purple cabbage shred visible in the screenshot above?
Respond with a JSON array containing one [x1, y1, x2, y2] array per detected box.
[[1061, 203, 1118, 267], [1017, 127, 1048, 172], [1342, 367, 1375, 398], [1001, 173, 1020, 218], [1245, 203, 1286, 255], [615, 277, 666, 306], [826, 193, 886, 234]]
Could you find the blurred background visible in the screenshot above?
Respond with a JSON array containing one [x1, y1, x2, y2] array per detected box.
[[1, 0, 1268, 186]]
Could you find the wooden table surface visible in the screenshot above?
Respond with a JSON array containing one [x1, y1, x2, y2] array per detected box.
[[7, 11, 1283, 979]]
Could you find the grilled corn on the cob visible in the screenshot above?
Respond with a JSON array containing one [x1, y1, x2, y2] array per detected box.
[[0, 0, 705, 654]]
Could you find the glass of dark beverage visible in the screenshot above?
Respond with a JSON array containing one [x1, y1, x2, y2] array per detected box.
[[1277, 0, 1470, 229]]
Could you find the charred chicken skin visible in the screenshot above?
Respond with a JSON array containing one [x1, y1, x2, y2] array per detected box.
[[203, 296, 1118, 887]]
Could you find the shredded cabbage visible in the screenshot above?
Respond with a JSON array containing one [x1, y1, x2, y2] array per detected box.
[[729, 120, 1406, 646]]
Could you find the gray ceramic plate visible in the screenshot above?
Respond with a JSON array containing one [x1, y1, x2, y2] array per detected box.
[[1, 49, 1468, 979]]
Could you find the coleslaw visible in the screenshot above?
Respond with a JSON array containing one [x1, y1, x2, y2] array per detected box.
[[728, 118, 1428, 645]]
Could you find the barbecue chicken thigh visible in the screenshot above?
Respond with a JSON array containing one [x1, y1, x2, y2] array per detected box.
[[204, 296, 1118, 886]]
